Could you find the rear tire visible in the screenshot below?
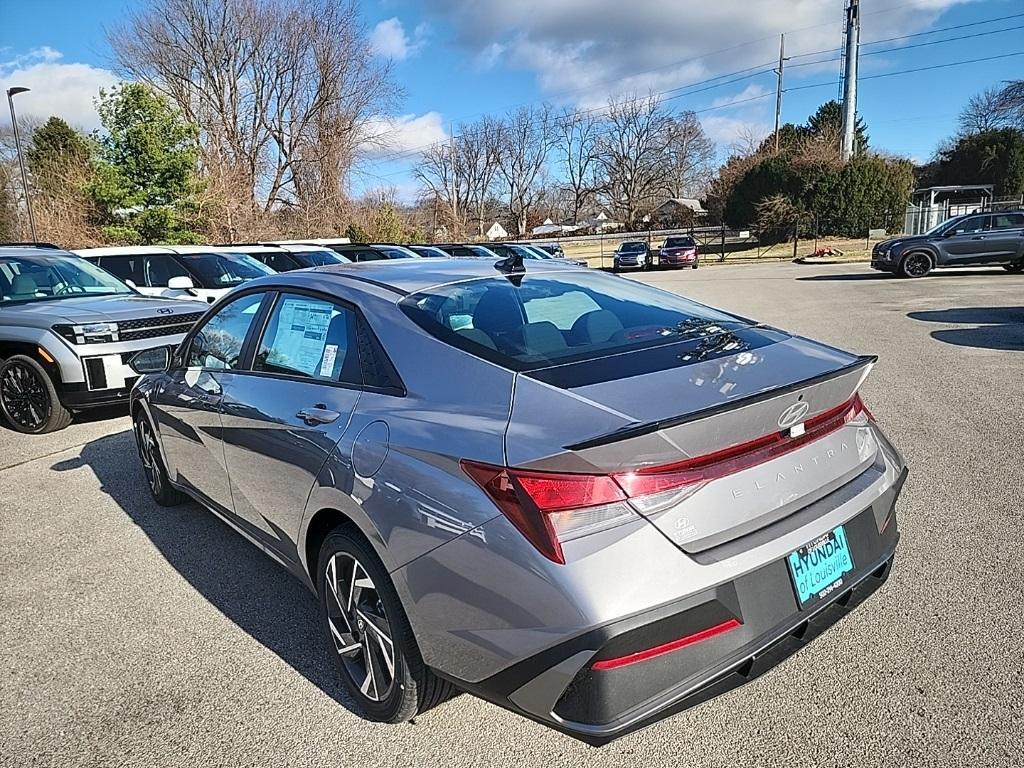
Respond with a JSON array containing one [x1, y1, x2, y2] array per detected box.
[[317, 531, 452, 723], [899, 252, 933, 278], [1004, 261, 1023, 273], [0, 354, 73, 433]]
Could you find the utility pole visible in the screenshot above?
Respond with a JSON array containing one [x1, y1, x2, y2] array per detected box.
[[840, 0, 861, 162], [773, 34, 786, 153]]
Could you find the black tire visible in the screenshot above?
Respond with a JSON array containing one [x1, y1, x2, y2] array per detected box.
[[317, 531, 452, 723], [133, 410, 185, 506], [692, 258, 699, 270], [1003, 261, 1024, 273], [0, 354, 73, 433], [899, 251, 933, 278]]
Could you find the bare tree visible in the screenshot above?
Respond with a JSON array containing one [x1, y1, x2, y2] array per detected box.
[[108, 0, 397, 237], [556, 107, 602, 225], [414, 137, 469, 237], [959, 87, 1011, 134], [597, 93, 672, 227], [993, 80, 1024, 130], [494, 105, 555, 236], [663, 111, 716, 200]]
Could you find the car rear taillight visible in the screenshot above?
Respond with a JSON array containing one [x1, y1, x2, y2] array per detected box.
[[463, 394, 872, 564]]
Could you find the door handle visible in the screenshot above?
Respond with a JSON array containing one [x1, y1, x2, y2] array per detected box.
[[971, 235, 986, 240], [296, 405, 341, 425]]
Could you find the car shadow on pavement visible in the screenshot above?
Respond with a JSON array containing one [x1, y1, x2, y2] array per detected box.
[[797, 269, 1013, 282], [51, 429, 461, 720], [0, 404, 127, 433], [908, 307, 1024, 351]]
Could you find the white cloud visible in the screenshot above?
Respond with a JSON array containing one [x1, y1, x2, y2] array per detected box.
[[361, 111, 448, 157], [369, 18, 428, 61], [702, 115, 771, 148], [420, 0, 970, 107], [711, 83, 770, 109], [0, 49, 118, 131]]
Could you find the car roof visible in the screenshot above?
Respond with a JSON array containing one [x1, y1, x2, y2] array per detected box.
[[73, 245, 178, 256], [268, 238, 352, 246], [0, 245, 79, 259], [257, 255, 583, 297], [208, 244, 284, 254]]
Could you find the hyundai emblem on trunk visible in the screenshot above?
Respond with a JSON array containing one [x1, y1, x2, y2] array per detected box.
[[778, 401, 810, 430]]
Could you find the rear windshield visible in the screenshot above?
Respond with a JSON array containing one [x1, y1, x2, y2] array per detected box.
[[664, 236, 696, 247], [290, 249, 348, 267], [179, 252, 274, 286], [400, 272, 747, 370]]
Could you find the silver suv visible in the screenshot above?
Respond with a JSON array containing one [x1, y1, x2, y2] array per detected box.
[[0, 244, 203, 433]]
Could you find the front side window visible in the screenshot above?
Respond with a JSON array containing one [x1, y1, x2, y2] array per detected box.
[[250, 251, 298, 272], [177, 252, 274, 287], [254, 293, 359, 383], [950, 215, 989, 235], [401, 272, 745, 369], [186, 292, 264, 369]]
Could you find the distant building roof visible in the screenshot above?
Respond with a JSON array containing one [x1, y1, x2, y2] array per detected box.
[[656, 198, 707, 215]]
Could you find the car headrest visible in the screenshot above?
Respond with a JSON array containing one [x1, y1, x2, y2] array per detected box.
[[472, 287, 524, 336]]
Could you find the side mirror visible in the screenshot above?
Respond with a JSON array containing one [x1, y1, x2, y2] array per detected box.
[[167, 275, 195, 290], [129, 346, 171, 374]]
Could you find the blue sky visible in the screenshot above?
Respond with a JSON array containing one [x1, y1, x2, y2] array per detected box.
[[3, 0, 1022, 199]]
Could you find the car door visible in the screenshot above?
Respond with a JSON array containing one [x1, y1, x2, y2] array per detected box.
[[986, 212, 1024, 262], [153, 291, 267, 512], [940, 215, 996, 264], [218, 290, 362, 566]]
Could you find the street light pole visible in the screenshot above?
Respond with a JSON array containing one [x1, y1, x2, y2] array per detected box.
[[7, 86, 37, 242]]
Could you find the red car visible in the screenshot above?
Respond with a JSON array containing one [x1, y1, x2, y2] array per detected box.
[[658, 236, 699, 269]]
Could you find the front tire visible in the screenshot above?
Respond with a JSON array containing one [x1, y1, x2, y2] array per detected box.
[[134, 411, 185, 506], [317, 531, 451, 723], [0, 354, 72, 433], [692, 258, 699, 270], [899, 252, 933, 278]]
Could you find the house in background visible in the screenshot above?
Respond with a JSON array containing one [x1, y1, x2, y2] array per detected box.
[[650, 198, 707, 228], [904, 185, 993, 234], [485, 221, 508, 240]]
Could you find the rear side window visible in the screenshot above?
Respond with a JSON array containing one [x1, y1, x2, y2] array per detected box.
[[991, 213, 1024, 230], [400, 272, 746, 370], [98, 255, 144, 284], [250, 251, 298, 272], [143, 255, 191, 287], [254, 293, 360, 384]]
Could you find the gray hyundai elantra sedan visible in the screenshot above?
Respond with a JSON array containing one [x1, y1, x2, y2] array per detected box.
[[128, 255, 906, 744]]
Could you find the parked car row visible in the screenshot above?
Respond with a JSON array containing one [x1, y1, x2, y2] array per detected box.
[[613, 236, 700, 272]]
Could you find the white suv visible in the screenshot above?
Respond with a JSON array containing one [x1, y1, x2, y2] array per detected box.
[[74, 245, 275, 305]]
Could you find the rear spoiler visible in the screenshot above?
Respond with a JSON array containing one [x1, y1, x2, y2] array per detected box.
[[565, 355, 877, 451]]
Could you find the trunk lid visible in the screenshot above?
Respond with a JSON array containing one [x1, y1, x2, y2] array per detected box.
[[505, 328, 878, 553]]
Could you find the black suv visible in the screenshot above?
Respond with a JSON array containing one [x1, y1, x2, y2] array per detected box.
[[872, 211, 1024, 277]]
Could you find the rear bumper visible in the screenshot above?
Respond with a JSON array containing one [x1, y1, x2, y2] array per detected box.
[[444, 469, 904, 744]]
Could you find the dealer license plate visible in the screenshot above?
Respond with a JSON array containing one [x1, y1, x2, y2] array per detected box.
[[786, 525, 854, 607]]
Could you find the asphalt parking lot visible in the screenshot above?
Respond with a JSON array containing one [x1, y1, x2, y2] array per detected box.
[[2, 261, 1022, 767]]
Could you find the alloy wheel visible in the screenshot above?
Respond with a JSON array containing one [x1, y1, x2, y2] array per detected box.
[[0, 360, 50, 431], [903, 253, 931, 277], [136, 417, 162, 496], [324, 552, 396, 702]]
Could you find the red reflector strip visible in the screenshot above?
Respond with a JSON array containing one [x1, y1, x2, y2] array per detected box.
[[591, 618, 742, 671]]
